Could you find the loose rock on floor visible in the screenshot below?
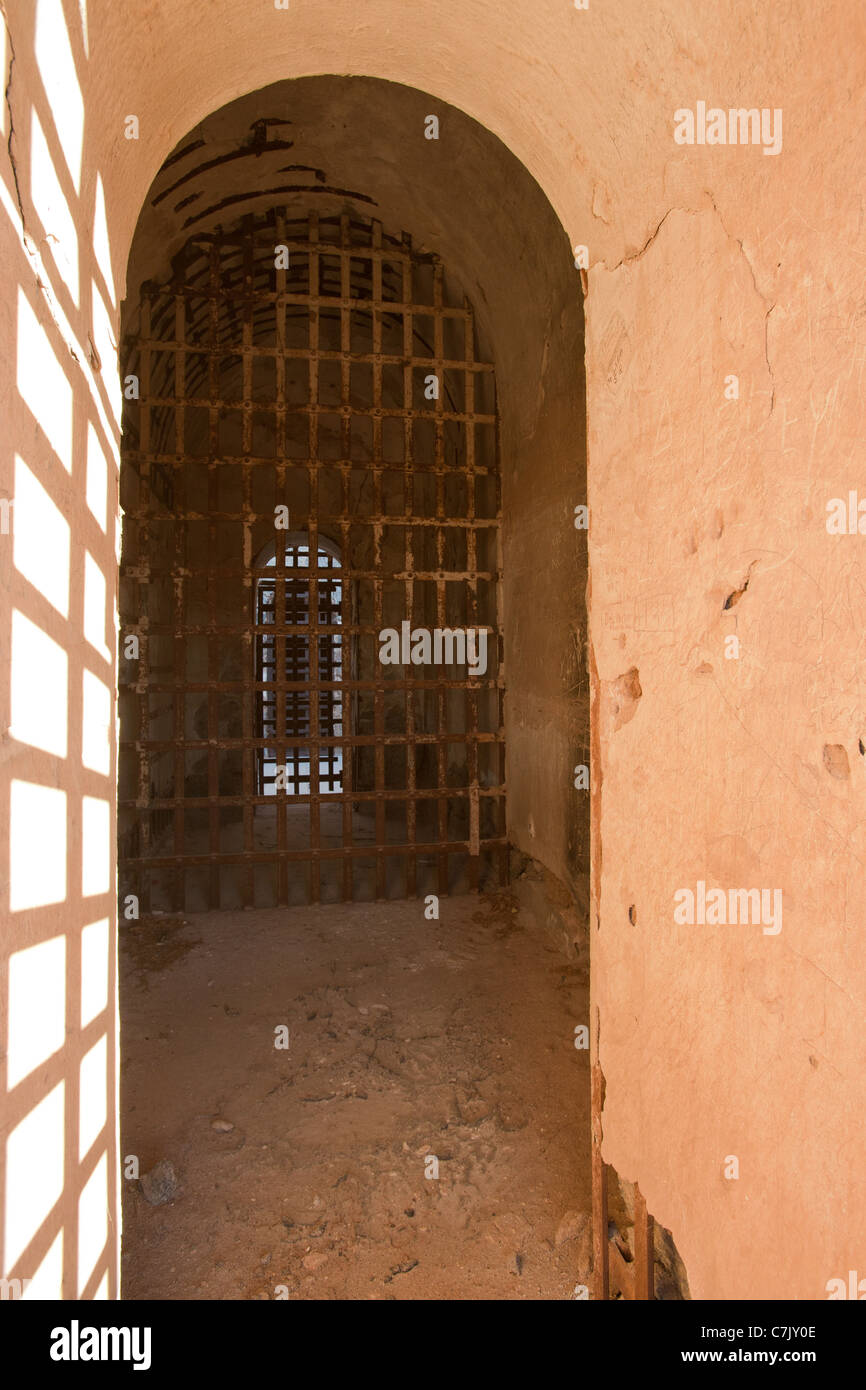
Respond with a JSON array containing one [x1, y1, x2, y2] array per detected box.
[[120, 892, 590, 1299]]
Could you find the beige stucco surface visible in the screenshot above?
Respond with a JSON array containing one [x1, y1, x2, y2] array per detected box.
[[2, 0, 864, 1298]]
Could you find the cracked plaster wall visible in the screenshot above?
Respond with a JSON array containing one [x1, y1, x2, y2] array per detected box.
[[1, 0, 865, 1299]]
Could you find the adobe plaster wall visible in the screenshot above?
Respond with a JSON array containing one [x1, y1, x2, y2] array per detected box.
[[1, 0, 864, 1298]]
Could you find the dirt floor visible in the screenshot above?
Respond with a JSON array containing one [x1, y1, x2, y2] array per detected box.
[[119, 886, 591, 1299]]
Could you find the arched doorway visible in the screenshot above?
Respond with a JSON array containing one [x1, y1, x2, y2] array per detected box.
[[116, 75, 590, 1301]]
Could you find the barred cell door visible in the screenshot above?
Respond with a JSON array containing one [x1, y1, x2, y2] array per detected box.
[[118, 208, 506, 911]]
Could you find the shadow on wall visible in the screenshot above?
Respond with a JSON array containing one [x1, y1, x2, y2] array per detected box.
[[1, 0, 120, 1300]]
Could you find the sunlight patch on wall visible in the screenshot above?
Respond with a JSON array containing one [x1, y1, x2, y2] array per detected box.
[[79, 1034, 107, 1160], [92, 175, 114, 308], [6, 935, 66, 1089], [16, 292, 73, 469], [9, 781, 67, 911], [77, 1151, 108, 1296], [30, 109, 80, 305], [91, 280, 120, 427], [82, 669, 111, 774], [22, 1229, 63, 1299], [80, 919, 109, 1027], [0, 21, 6, 138], [13, 456, 71, 616], [10, 610, 68, 757], [34, 0, 84, 192], [86, 422, 108, 531], [83, 551, 110, 660], [77, 0, 90, 59], [4, 1082, 65, 1270], [82, 795, 110, 896]]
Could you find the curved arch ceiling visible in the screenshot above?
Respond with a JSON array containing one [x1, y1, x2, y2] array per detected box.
[[125, 75, 583, 450]]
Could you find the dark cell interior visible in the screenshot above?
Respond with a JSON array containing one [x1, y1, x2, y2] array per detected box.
[[118, 210, 506, 911]]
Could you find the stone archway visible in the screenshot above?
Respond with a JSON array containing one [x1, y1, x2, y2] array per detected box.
[[115, 74, 590, 1299]]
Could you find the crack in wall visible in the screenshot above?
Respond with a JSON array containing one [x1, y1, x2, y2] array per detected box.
[[2, 2, 25, 227], [705, 191, 777, 417], [595, 195, 777, 418], [600, 205, 679, 273], [723, 559, 758, 610], [0, 4, 118, 443]]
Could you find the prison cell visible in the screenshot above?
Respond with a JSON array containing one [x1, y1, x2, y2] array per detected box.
[[118, 209, 507, 911]]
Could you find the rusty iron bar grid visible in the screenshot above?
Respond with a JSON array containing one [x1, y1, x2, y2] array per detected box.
[[118, 209, 506, 911]]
